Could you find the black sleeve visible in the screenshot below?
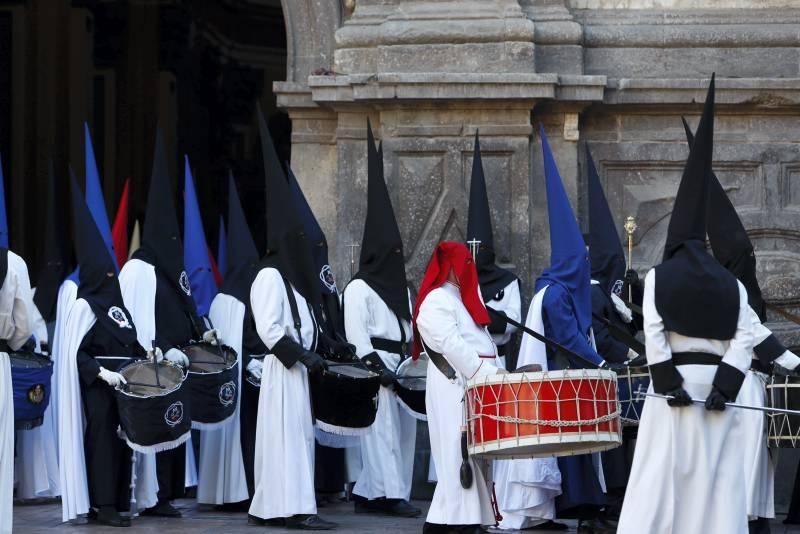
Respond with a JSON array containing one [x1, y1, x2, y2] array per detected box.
[[270, 335, 308, 370], [591, 288, 629, 363], [754, 334, 786, 367], [487, 307, 508, 335], [76, 330, 101, 387], [650, 359, 683, 394], [712, 362, 746, 401]]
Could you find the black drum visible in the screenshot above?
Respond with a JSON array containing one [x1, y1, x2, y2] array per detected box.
[[767, 374, 800, 448], [180, 342, 239, 429], [10, 351, 53, 430], [395, 354, 427, 421], [116, 360, 191, 453], [310, 363, 380, 437]]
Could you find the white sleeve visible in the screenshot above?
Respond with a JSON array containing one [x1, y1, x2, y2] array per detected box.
[[643, 269, 671, 366], [416, 290, 494, 380], [8, 256, 33, 351], [502, 279, 522, 336], [343, 281, 375, 358], [250, 268, 289, 351], [721, 281, 755, 375], [749, 306, 772, 346]]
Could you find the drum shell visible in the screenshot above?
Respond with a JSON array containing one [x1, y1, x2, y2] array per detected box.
[[11, 352, 53, 430], [115, 364, 191, 449], [615, 366, 650, 425], [310, 365, 381, 431], [185, 362, 239, 425], [395, 385, 426, 419], [767, 374, 800, 448]]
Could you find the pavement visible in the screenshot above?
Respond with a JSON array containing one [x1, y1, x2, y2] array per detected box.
[[13, 498, 800, 533]]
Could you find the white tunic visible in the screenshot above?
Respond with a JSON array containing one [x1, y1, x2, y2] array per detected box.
[[493, 286, 561, 530], [197, 292, 248, 504], [343, 280, 415, 501], [618, 269, 753, 534], [485, 279, 521, 365], [416, 282, 498, 527], [248, 267, 318, 520], [0, 252, 35, 534]]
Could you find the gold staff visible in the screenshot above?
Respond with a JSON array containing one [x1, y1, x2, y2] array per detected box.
[[624, 216, 637, 302]]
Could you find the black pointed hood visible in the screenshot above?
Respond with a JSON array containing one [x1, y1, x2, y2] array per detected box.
[[682, 116, 765, 321], [257, 106, 319, 307], [70, 168, 138, 347], [221, 171, 260, 306], [34, 160, 72, 323], [466, 132, 517, 301], [135, 128, 197, 316], [353, 121, 410, 321], [655, 75, 739, 340], [586, 146, 626, 297]]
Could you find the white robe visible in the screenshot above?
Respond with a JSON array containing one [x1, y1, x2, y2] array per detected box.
[[493, 286, 562, 530], [485, 279, 521, 369], [416, 281, 499, 527], [343, 280, 415, 501], [618, 270, 753, 534], [14, 294, 60, 501], [248, 267, 318, 520], [0, 252, 34, 534], [196, 292, 248, 504]]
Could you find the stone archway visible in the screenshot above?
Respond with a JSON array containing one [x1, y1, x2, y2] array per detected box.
[[279, 0, 343, 83]]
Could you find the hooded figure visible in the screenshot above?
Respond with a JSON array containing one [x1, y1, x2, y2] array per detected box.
[[466, 132, 521, 368], [58, 169, 150, 527], [618, 76, 754, 534], [413, 241, 501, 533], [586, 146, 639, 366], [197, 172, 251, 507], [341, 123, 419, 519], [183, 156, 217, 316], [246, 107, 335, 530], [0, 154, 8, 249], [0, 159, 33, 534], [119, 129, 212, 518]]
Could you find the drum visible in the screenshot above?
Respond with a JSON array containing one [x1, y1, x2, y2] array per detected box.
[[465, 368, 622, 459], [180, 342, 239, 429], [395, 355, 427, 421], [115, 360, 191, 453], [10, 351, 53, 430], [310, 362, 381, 437], [767, 374, 800, 448], [615, 366, 650, 425]]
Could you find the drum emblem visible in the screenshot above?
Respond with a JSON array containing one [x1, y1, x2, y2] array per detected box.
[[219, 381, 236, 406], [319, 265, 337, 293], [164, 401, 184, 427], [179, 271, 192, 296], [27, 384, 45, 405], [108, 306, 132, 329], [611, 279, 624, 296]]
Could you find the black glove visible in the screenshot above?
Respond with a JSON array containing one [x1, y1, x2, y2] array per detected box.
[[379, 369, 397, 388], [773, 363, 800, 377], [624, 269, 640, 287], [627, 354, 648, 368], [600, 360, 626, 371], [664, 386, 693, 407], [321, 333, 357, 359], [487, 308, 508, 335], [705, 387, 728, 411], [299, 351, 327, 375]]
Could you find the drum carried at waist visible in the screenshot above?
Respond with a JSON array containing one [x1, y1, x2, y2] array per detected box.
[[615, 365, 650, 426], [180, 341, 239, 429], [115, 359, 191, 453], [465, 368, 622, 459], [395, 354, 427, 421], [767, 374, 800, 448], [11, 351, 53, 430], [310, 361, 381, 444]]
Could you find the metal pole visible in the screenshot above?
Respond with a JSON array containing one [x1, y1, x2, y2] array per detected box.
[[640, 390, 800, 416]]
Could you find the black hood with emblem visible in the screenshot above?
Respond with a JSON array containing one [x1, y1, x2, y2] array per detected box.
[[70, 168, 139, 347]]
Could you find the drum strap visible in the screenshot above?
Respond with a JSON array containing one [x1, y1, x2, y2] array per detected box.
[[421, 340, 456, 380]]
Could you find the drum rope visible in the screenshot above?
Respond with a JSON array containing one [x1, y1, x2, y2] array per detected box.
[[476, 407, 621, 427]]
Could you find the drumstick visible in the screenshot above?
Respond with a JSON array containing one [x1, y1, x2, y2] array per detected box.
[[152, 339, 161, 388], [638, 390, 800, 416]]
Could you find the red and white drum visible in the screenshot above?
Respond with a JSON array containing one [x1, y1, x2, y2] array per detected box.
[[465, 369, 622, 459]]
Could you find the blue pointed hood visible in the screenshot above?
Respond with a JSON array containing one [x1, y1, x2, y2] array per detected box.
[[535, 126, 592, 336], [84, 123, 118, 272], [586, 146, 626, 297], [183, 156, 217, 316], [0, 154, 8, 248]]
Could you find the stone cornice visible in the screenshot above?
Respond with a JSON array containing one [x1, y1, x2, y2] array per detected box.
[[604, 77, 800, 107]]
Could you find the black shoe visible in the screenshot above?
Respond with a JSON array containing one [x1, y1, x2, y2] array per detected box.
[[248, 514, 267, 526], [285, 514, 337, 530], [577, 518, 615, 533], [529, 520, 569, 531], [385, 499, 421, 518], [142, 500, 182, 518], [354, 501, 371, 514], [93, 507, 131, 528]]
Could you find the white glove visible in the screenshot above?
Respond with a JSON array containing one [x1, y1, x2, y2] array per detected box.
[[165, 348, 190, 368], [98, 366, 127, 387], [610, 293, 633, 324], [202, 329, 219, 345], [247, 359, 264, 381], [149, 347, 164, 363], [627, 348, 639, 360], [775, 350, 800, 371]]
